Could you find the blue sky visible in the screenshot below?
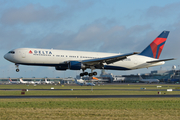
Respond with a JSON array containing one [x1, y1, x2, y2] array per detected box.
[[1, 0, 180, 78]]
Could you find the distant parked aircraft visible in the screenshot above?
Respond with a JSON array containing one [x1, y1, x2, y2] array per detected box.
[[42, 78, 54, 84], [139, 75, 159, 83], [9, 78, 20, 84], [75, 78, 95, 86], [34, 80, 41, 84], [20, 78, 35, 84]]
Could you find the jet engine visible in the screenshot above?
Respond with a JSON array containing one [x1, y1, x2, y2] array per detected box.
[[69, 61, 85, 70], [55, 64, 68, 70]]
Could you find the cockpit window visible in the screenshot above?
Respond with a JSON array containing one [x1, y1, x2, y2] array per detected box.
[[8, 51, 15, 54]]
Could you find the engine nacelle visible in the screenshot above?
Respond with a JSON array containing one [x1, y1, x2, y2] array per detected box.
[[69, 61, 85, 70], [55, 65, 68, 71]]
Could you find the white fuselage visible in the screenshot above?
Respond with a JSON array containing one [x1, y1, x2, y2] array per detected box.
[[9, 79, 20, 84], [4, 48, 165, 70], [140, 79, 159, 83], [20, 79, 35, 84], [75, 78, 95, 86], [44, 78, 54, 84]]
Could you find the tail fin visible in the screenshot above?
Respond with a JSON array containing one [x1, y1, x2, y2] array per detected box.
[[20, 79, 23, 82], [92, 77, 99, 80], [9, 78, 12, 82], [138, 75, 143, 80], [139, 31, 170, 59], [75, 79, 77, 83]]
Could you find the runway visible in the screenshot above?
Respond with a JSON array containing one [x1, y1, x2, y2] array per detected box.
[[1, 89, 180, 91], [0, 95, 180, 98], [1, 88, 180, 98]]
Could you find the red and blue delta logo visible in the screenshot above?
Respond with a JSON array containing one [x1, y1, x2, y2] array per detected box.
[[29, 50, 52, 55], [29, 50, 33, 54], [150, 37, 166, 59]]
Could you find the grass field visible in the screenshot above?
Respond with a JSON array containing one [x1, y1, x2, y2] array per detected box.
[[0, 98, 180, 120], [0, 84, 180, 120]]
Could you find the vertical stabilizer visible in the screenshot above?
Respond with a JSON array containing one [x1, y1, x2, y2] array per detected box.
[[9, 78, 12, 82], [139, 31, 170, 59], [138, 75, 143, 80]]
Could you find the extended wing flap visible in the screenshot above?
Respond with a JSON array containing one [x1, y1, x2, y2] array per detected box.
[[147, 58, 175, 63], [82, 52, 138, 65]]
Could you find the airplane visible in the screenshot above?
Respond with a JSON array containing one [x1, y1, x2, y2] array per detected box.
[[86, 77, 108, 84], [42, 78, 54, 84], [4, 31, 175, 77], [138, 75, 159, 83], [9, 78, 20, 84], [19, 78, 35, 84], [86, 82, 95, 86], [34, 80, 41, 84], [75, 78, 95, 86], [75, 78, 84, 86], [86, 77, 106, 82]]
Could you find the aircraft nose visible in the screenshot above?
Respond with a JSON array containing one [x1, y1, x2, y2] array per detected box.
[[4, 53, 11, 61], [4, 53, 8, 60]]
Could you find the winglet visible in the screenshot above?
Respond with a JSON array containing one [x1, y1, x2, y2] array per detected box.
[[139, 31, 170, 59]]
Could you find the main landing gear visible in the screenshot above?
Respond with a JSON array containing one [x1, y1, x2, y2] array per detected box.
[[80, 67, 97, 77], [80, 72, 97, 77], [15, 64, 20, 72]]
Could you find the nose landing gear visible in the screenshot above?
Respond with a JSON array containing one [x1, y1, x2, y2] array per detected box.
[[15, 64, 20, 72]]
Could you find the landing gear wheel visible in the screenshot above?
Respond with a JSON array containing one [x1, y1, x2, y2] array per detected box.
[[80, 72, 89, 76], [15, 64, 19, 72], [80, 73, 84, 76], [84, 72, 88, 75], [93, 72, 97, 76], [89, 73, 93, 76]]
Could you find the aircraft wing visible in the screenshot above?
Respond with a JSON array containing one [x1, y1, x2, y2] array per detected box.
[[82, 52, 138, 66], [146, 58, 175, 63]]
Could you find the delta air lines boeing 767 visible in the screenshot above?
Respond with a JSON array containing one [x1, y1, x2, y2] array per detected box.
[[4, 31, 174, 76]]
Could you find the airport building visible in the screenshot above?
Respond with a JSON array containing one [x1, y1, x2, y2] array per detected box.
[[99, 66, 180, 83]]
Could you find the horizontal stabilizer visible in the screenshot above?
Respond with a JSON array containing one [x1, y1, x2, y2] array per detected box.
[[146, 58, 175, 63]]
